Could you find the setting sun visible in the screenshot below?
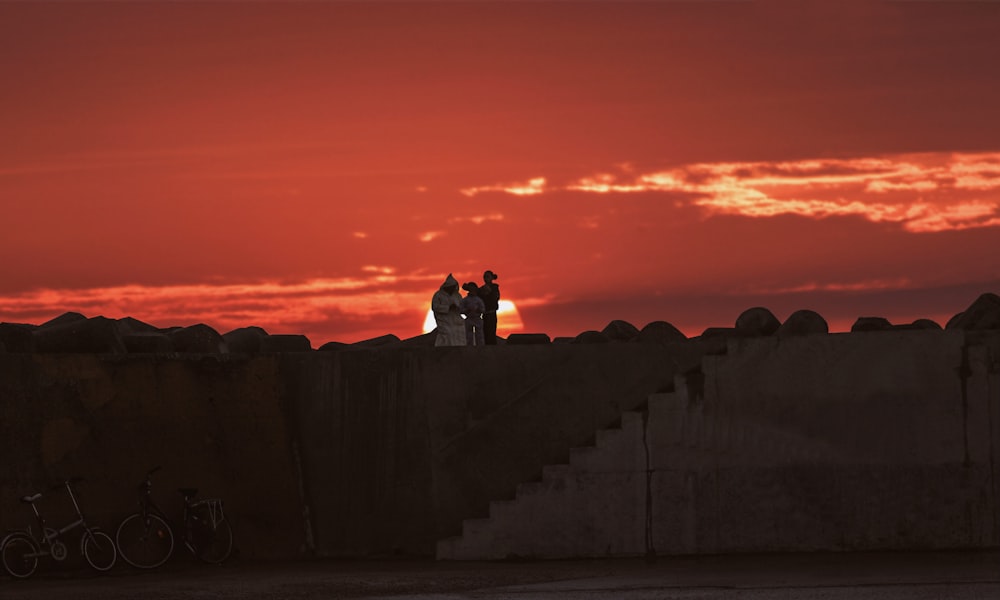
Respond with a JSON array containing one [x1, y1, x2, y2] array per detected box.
[[422, 300, 524, 338]]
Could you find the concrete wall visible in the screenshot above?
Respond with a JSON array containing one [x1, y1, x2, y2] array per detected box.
[[0, 354, 305, 559], [279, 341, 705, 556], [4, 329, 997, 560], [438, 329, 1000, 559], [652, 329, 999, 554]]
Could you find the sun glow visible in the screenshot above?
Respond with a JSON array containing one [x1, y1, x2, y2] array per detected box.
[[421, 300, 524, 337]]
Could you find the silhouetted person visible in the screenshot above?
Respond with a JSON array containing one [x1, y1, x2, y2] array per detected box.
[[461, 282, 486, 346], [479, 270, 500, 345], [432, 274, 466, 346]]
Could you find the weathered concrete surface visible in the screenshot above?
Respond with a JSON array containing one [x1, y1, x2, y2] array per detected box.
[[279, 341, 709, 557], [3, 328, 999, 563], [438, 329, 1000, 560], [0, 354, 304, 559]]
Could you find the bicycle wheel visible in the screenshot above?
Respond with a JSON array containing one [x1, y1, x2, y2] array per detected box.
[[82, 529, 117, 572], [2, 533, 39, 579], [116, 513, 174, 569], [188, 506, 233, 564]]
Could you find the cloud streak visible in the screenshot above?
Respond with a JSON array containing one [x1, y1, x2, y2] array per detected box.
[[464, 153, 1000, 233]]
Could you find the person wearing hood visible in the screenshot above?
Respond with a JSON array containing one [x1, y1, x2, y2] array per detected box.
[[432, 273, 466, 346]]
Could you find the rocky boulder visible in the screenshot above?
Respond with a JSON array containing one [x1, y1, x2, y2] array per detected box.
[[851, 317, 893, 332], [168, 324, 227, 353], [260, 334, 312, 353], [0, 322, 37, 353], [946, 293, 1000, 331], [33, 315, 127, 354], [223, 326, 269, 354], [777, 309, 828, 338], [735, 307, 780, 337], [601, 320, 640, 342], [572, 330, 610, 344], [637, 321, 687, 344]]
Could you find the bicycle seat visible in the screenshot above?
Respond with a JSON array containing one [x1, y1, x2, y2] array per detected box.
[[178, 487, 198, 498], [20, 493, 42, 503]]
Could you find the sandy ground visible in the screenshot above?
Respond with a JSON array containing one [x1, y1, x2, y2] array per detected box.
[[2, 551, 999, 599]]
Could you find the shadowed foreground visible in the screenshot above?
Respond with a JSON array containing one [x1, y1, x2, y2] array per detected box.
[[4, 551, 1000, 599]]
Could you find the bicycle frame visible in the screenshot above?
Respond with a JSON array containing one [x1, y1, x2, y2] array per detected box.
[[18, 480, 103, 560]]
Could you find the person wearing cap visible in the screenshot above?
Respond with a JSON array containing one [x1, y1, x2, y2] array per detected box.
[[461, 281, 486, 346], [431, 273, 466, 346], [479, 270, 501, 345]]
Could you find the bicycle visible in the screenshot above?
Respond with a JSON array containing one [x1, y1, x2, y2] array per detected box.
[[1, 477, 117, 578], [114, 466, 233, 569]]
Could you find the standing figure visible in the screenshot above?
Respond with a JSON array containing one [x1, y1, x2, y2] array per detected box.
[[432, 274, 466, 346], [479, 270, 501, 345], [461, 282, 486, 346]]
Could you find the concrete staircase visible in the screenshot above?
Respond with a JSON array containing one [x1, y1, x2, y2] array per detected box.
[[437, 377, 694, 560], [436, 362, 835, 560]]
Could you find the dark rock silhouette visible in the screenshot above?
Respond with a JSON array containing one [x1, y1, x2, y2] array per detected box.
[[776, 309, 828, 337], [40, 311, 87, 329], [851, 317, 893, 332], [116, 316, 159, 335], [260, 334, 312, 353], [33, 315, 127, 354], [2, 292, 997, 355], [906, 318, 942, 330], [637, 321, 686, 344], [735, 307, 780, 337], [167, 323, 226, 353], [946, 293, 1000, 331], [601, 320, 640, 342], [223, 326, 269, 354], [353, 334, 401, 348], [573, 330, 610, 344], [506, 333, 551, 345], [700, 327, 738, 339]]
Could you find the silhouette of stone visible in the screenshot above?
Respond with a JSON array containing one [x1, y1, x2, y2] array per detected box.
[[907, 318, 942, 330], [116, 316, 160, 335], [260, 334, 312, 353], [167, 323, 226, 353], [552, 336, 575, 344], [700, 327, 739, 339], [223, 326, 269, 354], [572, 330, 610, 344], [735, 307, 780, 337], [40, 311, 87, 329], [776, 309, 828, 337], [637, 321, 686, 344], [506, 333, 551, 345], [388, 331, 435, 348], [318, 341, 351, 351], [0, 322, 37, 353], [33, 315, 127, 354], [0, 339, 4, 352], [851, 317, 893, 332], [601, 320, 640, 342], [354, 334, 401, 348], [123, 332, 173, 353], [946, 293, 1000, 331]]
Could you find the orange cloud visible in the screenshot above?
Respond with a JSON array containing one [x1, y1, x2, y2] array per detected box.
[[461, 177, 547, 197], [469, 153, 1000, 233]]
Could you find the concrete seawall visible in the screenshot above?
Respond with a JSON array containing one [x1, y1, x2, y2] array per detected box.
[[2, 329, 998, 559]]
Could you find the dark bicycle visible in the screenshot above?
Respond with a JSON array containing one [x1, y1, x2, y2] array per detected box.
[[115, 466, 233, 569], [1, 478, 117, 578]]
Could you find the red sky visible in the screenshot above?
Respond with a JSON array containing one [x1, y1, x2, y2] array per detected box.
[[2, 1, 999, 346]]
